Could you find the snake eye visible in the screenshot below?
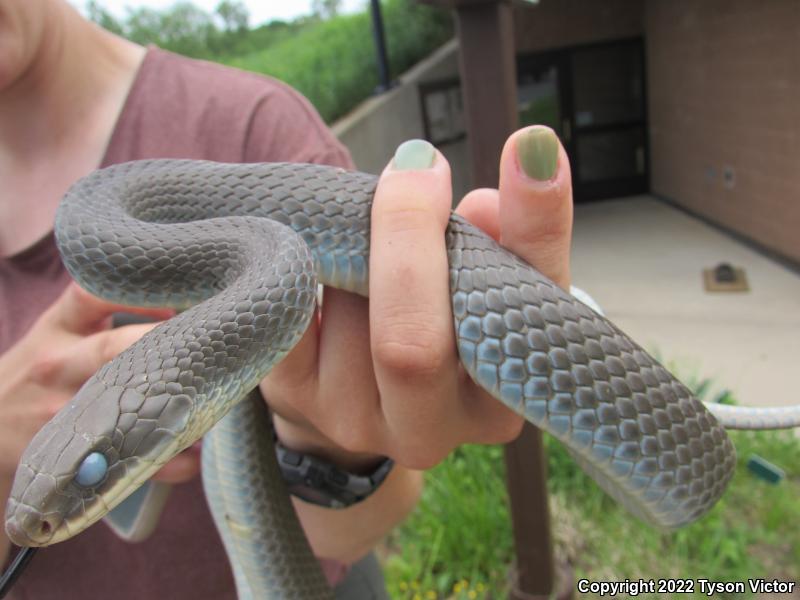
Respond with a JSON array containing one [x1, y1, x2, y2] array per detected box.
[[75, 452, 108, 487]]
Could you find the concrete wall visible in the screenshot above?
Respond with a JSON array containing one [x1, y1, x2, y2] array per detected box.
[[332, 39, 472, 201], [645, 0, 800, 262]]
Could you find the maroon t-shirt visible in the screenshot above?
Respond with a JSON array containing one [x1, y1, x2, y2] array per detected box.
[[1, 47, 353, 599]]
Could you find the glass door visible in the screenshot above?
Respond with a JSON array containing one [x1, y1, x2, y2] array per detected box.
[[517, 38, 648, 201]]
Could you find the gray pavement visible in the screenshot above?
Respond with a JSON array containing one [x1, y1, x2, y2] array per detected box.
[[571, 196, 800, 412]]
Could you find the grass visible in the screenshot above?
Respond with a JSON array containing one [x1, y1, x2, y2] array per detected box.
[[381, 443, 513, 599], [98, 1, 453, 125], [223, 0, 453, 123], [381, 386, 800, 599]]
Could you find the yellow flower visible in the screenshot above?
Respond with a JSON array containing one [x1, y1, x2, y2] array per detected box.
[[399, 582, 409, 592], [468, 591, 477, 599], [476, 583, 485, 592], [426, 591, 437, 599]]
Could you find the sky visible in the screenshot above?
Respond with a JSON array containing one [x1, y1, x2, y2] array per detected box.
[[71, 0, 367, 26]]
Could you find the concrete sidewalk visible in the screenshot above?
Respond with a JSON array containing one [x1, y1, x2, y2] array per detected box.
[[570, 196, 800, 412]]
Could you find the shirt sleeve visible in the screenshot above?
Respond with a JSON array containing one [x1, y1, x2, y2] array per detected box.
[[242, 80, 355, 171]]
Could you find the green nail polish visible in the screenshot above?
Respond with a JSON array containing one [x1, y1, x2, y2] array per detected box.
[[393, 139, 435, 170], [517, 127, 559, 181]]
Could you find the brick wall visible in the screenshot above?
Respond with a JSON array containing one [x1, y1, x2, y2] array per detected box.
[[646, 0, 800, 262]]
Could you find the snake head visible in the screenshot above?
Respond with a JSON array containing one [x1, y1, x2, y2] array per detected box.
[[5, 374, 189, 546]]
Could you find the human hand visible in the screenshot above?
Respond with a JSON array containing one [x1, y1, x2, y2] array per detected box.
[[0, 283, 197, 485], [262, 125, 573, 471]]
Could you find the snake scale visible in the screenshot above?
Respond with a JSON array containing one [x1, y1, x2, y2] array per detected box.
[[5, 159, 799, 598]]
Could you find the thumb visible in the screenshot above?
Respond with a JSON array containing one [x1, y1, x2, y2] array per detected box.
[[498, 126, 573, 289], [51, 282, 175, 335]]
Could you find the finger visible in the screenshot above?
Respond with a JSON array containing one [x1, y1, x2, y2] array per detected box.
[[499, 126, 573, 289], [153, 443, 202, 483], [312, 288, 384, 451], [265, 287, 387, 460], [455, 188, 500, 241], [260, 302, 321, 425], [52, 282, 175, 335], [261, 286, 381, 453], [55, 322, 164, 388], [369, 140, 460, 466]]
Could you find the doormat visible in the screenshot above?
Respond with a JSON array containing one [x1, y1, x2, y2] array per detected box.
[[703, 262, 749, 292]]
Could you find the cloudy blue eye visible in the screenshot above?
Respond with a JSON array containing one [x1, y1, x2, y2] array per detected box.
[[76, 452, 108, 487]]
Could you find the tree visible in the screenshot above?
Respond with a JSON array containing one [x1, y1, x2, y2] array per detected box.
[[124, 2, 216, 57], [86, 0, 124, 35], [311, 0, 342, 20], [215, 0, 249, 32]]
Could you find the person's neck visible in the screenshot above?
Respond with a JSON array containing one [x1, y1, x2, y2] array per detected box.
[[0, 3, 146, 256], [0, 3, 146, 164]]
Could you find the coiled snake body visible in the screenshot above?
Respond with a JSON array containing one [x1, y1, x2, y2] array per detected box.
[[5, 160, 799, 598]]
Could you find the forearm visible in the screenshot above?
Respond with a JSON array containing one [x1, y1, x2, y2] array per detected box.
[[294, 464, 423, 564], [272, 413, 424, 563]]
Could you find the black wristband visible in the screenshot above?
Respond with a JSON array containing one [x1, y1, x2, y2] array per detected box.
[[274, 437, 394, 509]]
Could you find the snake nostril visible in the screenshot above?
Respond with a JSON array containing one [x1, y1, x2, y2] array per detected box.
[[39, 520, 52, 537]]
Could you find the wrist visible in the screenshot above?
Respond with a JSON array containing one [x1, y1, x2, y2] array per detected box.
[[272, 415, 394, 509], [273, 414, 386, 474], [272, 415, 385, 475]]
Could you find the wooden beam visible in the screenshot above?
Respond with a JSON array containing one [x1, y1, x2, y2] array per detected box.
[[454, 0, 518, 188], [440, 1, 573, 598]]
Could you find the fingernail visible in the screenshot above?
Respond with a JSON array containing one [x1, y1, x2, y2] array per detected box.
[[517, 127, 559, 181], [393, 139, 436, 170]]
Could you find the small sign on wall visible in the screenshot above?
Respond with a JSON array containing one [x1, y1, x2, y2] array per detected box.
[[418, 78, 466, 146]]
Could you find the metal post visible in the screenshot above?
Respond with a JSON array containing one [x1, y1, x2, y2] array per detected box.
[[369, 0, 393, 93]]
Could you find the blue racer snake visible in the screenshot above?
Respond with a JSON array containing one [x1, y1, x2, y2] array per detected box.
[[5, 159, 800, 598]]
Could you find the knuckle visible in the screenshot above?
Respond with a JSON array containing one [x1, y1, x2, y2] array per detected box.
[[27, 351, 66, 387], [372, 316, 451, 378], [373, 337, 447, 378], [96, 330, 119, 364]]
